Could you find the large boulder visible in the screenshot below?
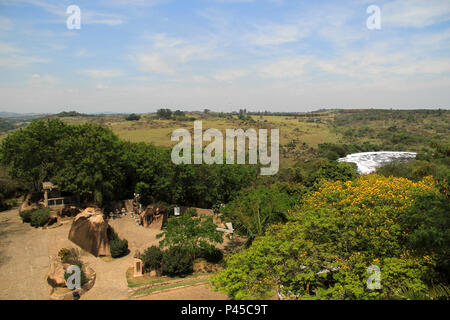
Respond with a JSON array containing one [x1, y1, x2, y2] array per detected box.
[[68, 208, 111, 257]]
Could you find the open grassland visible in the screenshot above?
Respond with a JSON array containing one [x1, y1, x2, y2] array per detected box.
[[1, 110, 448, 164]]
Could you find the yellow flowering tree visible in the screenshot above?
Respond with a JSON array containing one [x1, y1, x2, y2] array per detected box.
[[212, 175, 444, 299]]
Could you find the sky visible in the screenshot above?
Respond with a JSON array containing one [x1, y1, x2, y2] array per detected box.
[[0, 0, 449, 114]]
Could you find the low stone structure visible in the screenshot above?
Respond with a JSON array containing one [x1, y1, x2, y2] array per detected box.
[[68, 208, 111, 257], [47, 257, 96, 300], [134, 258, 143, 277]]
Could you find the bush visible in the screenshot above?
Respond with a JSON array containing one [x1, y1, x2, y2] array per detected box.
[[125, 113, 141, 121], [140, 246, 163, 273], [202, 245, 223, 264], [110, 238, 129, 258], [19, 209, 33, 223], [58, 248, 81, 265], [30, 208, 50, 227], [161, 246, 193, 277]]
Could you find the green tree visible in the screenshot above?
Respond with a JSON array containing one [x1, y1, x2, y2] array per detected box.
[[157, 209, 223, 259], [0, 119, 70, 191], [125, 113, 141, 121], [156, 109, 173, 119], [212, 175, 441, 300], [53, 123, 125, 205], [222, 185, 294, 244]]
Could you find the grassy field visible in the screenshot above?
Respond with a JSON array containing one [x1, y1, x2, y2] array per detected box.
[[1, 110, 449, 166]]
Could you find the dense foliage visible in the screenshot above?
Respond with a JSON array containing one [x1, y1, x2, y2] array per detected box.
[[161, 246, 193, 277], [212, 175, 447, 300], [222, 185, 295, 244], [0, 119, 257, 207], [157, 209, 223, 259], [140, 246, 163, 273], [20, 208, 50, 227], [109, 230, 129, 258]]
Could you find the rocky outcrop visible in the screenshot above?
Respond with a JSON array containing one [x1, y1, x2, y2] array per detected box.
[[47, 258, 67, 287], [68, 208, 111, 257], [140, 205, 168, 229]]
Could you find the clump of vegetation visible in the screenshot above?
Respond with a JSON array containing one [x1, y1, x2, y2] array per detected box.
[[0, 118, 258, 208], [125, 113, 141, 121], [202, 245, 223, 264], [19, 209, 33, 223], [30, 208, 50, 227], [140, 246, 163, 274], [161, 246, 193, 277], [156, 108, 173, 120], [58, 247, 82, 264], [20, 208, 50, 227], [222, 185, 294, 244], [157, 208, 223, 260], [212, 175, 447, 300], [109, 230, 129, 258], [55, 111, 87, 118]]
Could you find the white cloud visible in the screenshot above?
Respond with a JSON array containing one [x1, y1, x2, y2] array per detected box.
[[247, 24, 305, 46], [383, 0, 450, 28], [8, 0, 124, 25], [259, 57, 310, 78], [80, 69, 124, 78], [29, 73, 60, 86], [150, 33, 185, 49], [0, 41, 49, 67], [213, 69, 248, 81], [137, 54, 175, 75]]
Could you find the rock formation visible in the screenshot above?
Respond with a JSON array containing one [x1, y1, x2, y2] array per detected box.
[[68, 208, 111, 257], [140, 205, 168, 229], [47, 258, 67, 287]]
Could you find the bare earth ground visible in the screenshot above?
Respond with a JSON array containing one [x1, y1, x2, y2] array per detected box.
[[0, 207, 228, 300]]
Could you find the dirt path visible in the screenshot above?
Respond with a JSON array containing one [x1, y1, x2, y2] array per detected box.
[[0, 208, 54, 299], [0, 208, 159, 300], [0, 208, 230, 300]]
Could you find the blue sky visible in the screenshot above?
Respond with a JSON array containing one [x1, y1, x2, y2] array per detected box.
[[0, 0, 449, 113]]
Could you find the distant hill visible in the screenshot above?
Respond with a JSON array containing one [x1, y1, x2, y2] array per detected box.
[[0, 112, 44, 118]]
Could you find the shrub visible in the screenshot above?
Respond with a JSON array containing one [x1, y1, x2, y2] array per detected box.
[[202, 245, 223, 264], [19, 209, 33, 223], [125, 113, 141, 121], [30, 208, 50, 227], [161, 246, 193, 277], [58, 248, 81, 265], [140, 246, 163, 273], [110, 238, 129, 258]]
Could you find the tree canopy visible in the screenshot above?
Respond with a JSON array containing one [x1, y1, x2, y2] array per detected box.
[[212, 175, 447, 300]]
